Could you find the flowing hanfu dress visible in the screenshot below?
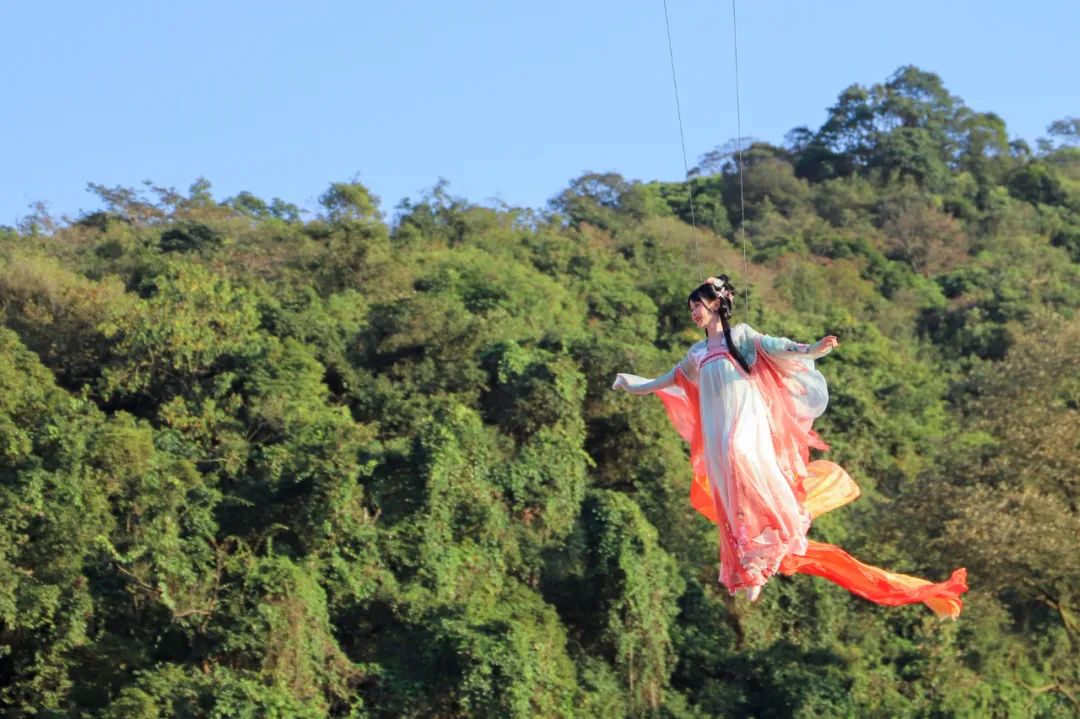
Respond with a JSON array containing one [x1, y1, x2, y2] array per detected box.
[[616, 323, 968, 619]]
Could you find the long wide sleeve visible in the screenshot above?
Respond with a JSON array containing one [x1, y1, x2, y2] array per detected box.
[[613, 367, 677, 395], [737, 323, 833, 361]]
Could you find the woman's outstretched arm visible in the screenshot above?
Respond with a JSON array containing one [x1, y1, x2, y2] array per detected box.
[[744, 323, 839, 361], [768, 335, 839, 360], [612, 368, 677, 395]]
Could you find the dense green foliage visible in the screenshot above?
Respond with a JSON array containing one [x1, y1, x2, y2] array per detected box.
[[2, 67, 1079, 716]]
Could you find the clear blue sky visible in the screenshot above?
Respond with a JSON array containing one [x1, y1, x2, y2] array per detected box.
[[3, 1, 1077, 226]]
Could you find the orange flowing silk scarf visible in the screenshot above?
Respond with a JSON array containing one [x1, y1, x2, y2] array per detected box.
[[654, 341, 967, 619]]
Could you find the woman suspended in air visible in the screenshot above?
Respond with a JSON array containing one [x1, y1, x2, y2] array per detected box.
[[612, 275, 968, 618]]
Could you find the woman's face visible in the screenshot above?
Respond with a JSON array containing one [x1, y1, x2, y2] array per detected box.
[[689, 299, 716, 328]]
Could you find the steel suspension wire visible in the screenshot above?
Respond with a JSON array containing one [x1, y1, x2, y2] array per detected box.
[[731, 0, 751, 321], [662, 0, 703, 278]]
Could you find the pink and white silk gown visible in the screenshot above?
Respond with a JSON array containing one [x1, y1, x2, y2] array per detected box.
[[617, 323, 827, 592], [615, 323, 968, 618]]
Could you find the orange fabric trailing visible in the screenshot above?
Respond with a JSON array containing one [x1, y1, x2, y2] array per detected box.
[[779, 543, 968, 620]]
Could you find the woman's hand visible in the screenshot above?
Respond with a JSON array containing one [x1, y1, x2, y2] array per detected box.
[[612, 374, 629, 391], [816, 335, 839, 352]]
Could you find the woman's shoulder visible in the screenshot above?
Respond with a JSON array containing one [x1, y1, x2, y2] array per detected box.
[[731, 322, 758, 339]]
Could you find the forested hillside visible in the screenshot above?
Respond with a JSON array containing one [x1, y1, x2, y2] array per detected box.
[[2, 66, 1078, 717]]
